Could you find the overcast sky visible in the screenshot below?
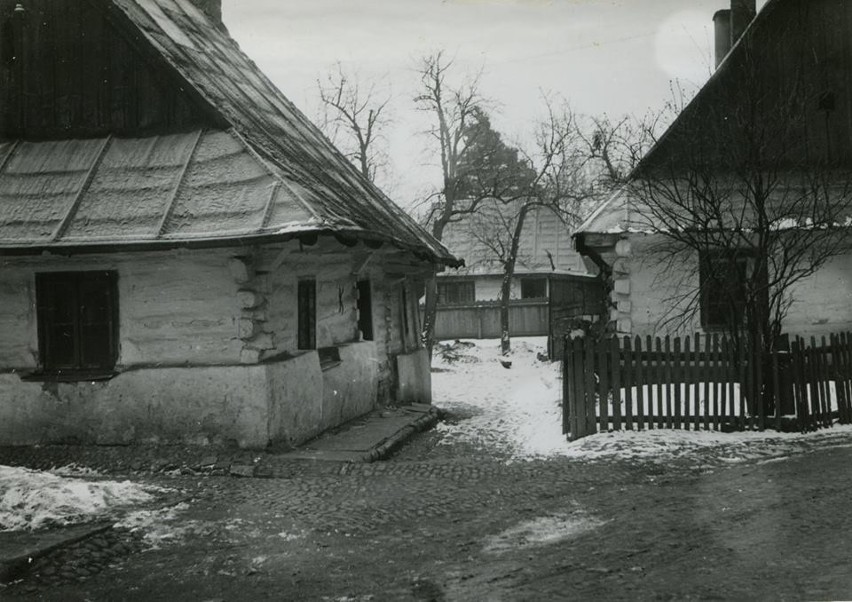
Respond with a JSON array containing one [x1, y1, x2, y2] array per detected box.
[[222, 0, 768, 204]]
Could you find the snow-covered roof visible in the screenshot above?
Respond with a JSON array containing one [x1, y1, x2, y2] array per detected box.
[[440, 203, 591, 277], [0, 0, 460, 264]]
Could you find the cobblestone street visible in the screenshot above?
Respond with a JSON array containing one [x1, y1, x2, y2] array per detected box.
[[4, 411, 852, 601]]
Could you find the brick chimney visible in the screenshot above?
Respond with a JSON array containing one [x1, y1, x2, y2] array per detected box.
[[189, 0, 222, 24], [713, 0, 757, 68]]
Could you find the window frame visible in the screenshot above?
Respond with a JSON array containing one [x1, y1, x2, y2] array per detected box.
[[699, 251, 750, 331], [520, 277, 548, 299], [436, 280, 475, 305], [297, 278, 317, 350], [356, 279, 374, 341], [35, 270, 119, 379]]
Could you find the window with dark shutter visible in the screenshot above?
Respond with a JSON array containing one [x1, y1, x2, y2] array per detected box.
[[356, 280, 373, 341], [520, 278, 547, 299], [298, 279, 316, 350], [699, 252, 749, 331], [36, 271, 118, 378]]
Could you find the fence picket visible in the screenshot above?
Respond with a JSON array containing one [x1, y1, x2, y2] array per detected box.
[[598, 340, 610, 431], [583, 336, 596, 436], [623, 336, 634, 431], [654, 336, 663, 429], [611, 337, 622, 431], [772, 347, 782, 432], [841, 333, 852, 424], [689, 334, 710, 431], [756, 344, 765, 432], [635, 336, 646, 430], [560, 331, 850, 442], [674, 337, 684, 429], [662, 337, 671, 429]]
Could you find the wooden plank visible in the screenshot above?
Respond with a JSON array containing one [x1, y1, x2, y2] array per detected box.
[[674, 336, 684, 430], [663, 336, 673, 429], [791, 338, 804, 432], [756, 345, 765, 432], [813, 338, 823, 427], [611, 337, 622, 431], [733, 340, 743, 430], [562, 337, 570, 436], [772, 348, 782, 432], [634, 336, 645, 430], [702, 334, 721, 431], [837, 333, 848, 425], [571, 337, 585, 440], [821, 336, 832, 427], [623, 336, 634, 431], [599, 339, 611, 432], [584, 337, 597, 436], [654, 337, 666, 428], [701, 333, 710, 431], [717, 335, 726, 430], [841, 333, 852, 424], [692, 334, 713, 431]]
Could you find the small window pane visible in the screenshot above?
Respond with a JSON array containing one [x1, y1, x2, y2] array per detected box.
[[36, 271, 118, 374], [520, 278, 547, 299], [437, 281, 475, 305], [298, 279, 317, 350]]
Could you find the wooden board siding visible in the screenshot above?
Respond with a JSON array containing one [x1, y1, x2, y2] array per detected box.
[[0, 0, 213, 139]]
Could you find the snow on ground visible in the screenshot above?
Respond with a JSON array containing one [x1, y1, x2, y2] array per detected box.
[[483, 510, 607, 555], [431, 337, 852, 463], [0, 465, 164, 531]]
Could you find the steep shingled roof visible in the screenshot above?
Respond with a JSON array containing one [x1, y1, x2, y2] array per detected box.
[[0, 0, 460, 265], [440, 202, 589, 277]]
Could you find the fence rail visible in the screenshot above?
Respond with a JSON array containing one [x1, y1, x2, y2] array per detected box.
[[561, 332, 852, 441]]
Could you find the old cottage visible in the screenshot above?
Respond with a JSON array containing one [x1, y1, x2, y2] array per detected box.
[[575, 0, 852, 340], [0, 0, 460, 448], [434, 202, 601, 345]]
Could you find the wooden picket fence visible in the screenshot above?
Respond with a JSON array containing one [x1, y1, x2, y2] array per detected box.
[[561, 332, 852, 441]]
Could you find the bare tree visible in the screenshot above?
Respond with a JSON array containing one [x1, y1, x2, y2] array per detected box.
[[413, 51, 490, 352], [626, 39, 852, 415], [317, 62, 391, 183], [462, 100, 600, 355]]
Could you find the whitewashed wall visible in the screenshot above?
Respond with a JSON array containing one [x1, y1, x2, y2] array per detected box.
[[616, 234, 852, 338]]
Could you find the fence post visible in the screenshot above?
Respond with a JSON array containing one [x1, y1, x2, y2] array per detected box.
[[624, 336, 634, 431], [611, 337, 622, 432], [584, 336, 597, 436], [562, 336, 570, 436], [772, 348, 782, 432], [634, 336, 646, 430]]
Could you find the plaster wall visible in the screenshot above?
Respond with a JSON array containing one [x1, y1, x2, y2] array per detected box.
[[620, 235, 852, 338], [0, 364, 268, 447], [0, 249, 242, 370], [396, 347, 432, 404]]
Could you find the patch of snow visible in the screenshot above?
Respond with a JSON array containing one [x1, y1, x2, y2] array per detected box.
[[115, 503, 196, 549], [484, 510, 606, 554], [48, 463, 103, 478], [431, 337, 852, 463], [0, 465, 161, 531]]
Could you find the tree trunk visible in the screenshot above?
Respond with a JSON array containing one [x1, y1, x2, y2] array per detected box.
[[498, 206, 529, 356], [421, 218, 450, 358], [499, 269, 513, 356], [422, 277, 439, 356]]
